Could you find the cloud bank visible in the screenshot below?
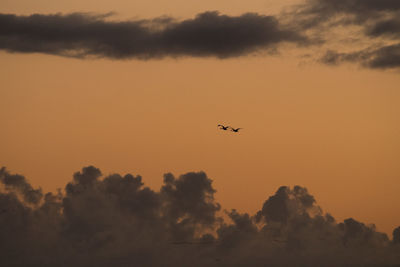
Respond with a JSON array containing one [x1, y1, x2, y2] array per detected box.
[[1, 166, 399, 266], [0, 12, 306, 59]]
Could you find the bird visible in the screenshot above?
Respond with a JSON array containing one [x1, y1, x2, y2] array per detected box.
[[230, 127, 242, 132], [218, 124, 230, 131]]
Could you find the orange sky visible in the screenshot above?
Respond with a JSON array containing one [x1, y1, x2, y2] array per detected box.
[[1, 0, 400, 235]]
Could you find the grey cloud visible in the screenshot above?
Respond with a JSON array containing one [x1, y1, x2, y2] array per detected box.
[[1, 166, 400, 266], [0, 167, 42, 204], [297, 0, 400, 26], [339, 218, 389, 247], [367, 16, 400, 38], [255, 185, 318, 224], [0, 11, 307, 59], [2, 7, 400, 71], [160, 172, 221, 240], [1, 166, 223, 266], [394, 227, 400, 244], [318, 0, 400, 14], [291, 0, 400, 69], [320, 44, 400, 69], [302, 0, 400, 41]]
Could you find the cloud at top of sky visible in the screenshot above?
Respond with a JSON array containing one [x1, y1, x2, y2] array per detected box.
[[295, 0, 400, 25], [0, 11, 307, 59], [1, 0, 400, 70], [292, 0, 400, 69], [1, 166, 400, 266]]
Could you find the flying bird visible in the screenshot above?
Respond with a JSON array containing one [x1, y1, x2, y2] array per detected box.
[[218, 124, 230, 130], [230, 127, 242, 132]]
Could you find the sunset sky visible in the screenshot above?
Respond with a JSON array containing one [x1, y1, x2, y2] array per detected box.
[[1, 0, 400, 246]]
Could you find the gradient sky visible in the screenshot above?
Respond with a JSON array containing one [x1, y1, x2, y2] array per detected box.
[[1, 0, 400, 237]]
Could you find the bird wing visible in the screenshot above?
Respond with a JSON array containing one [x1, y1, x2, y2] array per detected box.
[[231, 128, 242, 131]]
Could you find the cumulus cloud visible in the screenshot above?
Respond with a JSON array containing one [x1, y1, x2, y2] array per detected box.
[[1, 166, 399, 266], [0, 11, 307, 59], [0, 167, 42, 204]]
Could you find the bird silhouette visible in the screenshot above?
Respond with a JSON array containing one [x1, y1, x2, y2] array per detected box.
[[218, 124, 230, 130], [230, 127, 242, 132]]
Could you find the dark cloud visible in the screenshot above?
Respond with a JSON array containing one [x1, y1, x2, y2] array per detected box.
[[2, 6, 400, 70], [160, 172, 221, 240], [0, 11, 307, 59], [297, 0, 400, 26], [394, 227, 400, 244], [1, 166, 400, 266], [0, 167, 42, 204], [320, 44, 400, 69], [367, 17, 400, 38], [289, 0, 400, 69]]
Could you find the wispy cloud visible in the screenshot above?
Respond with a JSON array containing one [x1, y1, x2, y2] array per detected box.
[[292, 0, 400, 69]]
